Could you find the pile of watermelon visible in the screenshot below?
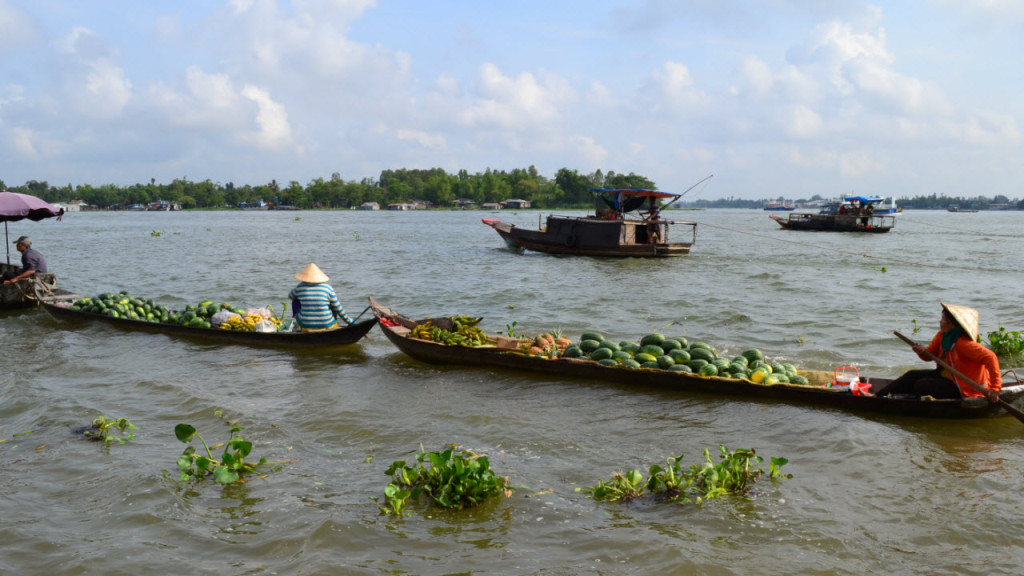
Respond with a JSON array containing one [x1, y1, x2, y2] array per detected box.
[[560, 331, 808, 384]]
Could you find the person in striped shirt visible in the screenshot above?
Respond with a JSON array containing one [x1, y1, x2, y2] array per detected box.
[[288, 263, 353, 331]]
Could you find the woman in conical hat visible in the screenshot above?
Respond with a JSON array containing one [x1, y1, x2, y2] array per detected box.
[[287, 263, 353, 331], [868, 303, 1000, 401]]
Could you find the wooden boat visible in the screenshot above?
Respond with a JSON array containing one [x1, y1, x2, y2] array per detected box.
[[41, 297, 377, 347], [482, 188, 698, 257], [369, 298, 1024, 419], [0, 270, 78, 309], [771, 196, 896, 232]]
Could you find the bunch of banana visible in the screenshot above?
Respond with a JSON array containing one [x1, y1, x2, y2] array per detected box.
[[410, 318, 489, 347], [411, 322, 436, 340], [221, 313, 281, 331]]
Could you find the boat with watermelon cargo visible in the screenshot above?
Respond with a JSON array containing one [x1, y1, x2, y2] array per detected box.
[[40, 291, 377, 347], [369, 298, 1024, 420], [770, 195, 896, 232], [482, 187, 698, 257]]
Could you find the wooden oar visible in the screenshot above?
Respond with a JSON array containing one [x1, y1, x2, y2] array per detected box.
[[894, 331, 1024, 424]]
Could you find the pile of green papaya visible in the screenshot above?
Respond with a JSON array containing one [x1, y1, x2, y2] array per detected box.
[[560, 331, 808, 385], [69, 291, 248, 330]]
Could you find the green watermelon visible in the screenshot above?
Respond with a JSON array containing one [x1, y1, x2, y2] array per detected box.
[[699, 364, 719, 377], [640, 333, 666, 347]]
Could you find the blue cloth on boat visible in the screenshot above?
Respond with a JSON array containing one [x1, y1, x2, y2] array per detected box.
[[288, 282, 352, 330]]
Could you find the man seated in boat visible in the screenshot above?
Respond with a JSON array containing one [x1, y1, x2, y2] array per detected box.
[[2, 236, 48, 286], [868, 303, 1001, 401], [288, 263, 354, 331]]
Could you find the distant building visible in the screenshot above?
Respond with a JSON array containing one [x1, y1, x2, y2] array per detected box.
[[503, 198, 531, 209], [147, 200, 181, 211], [482, 203, 502, 210], [53, 201, 86, 212], [359, 202, 380, 211], [387, 203, 410, 211]]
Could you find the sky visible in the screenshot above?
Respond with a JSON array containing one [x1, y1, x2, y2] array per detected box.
[[1, 0, 1022, 200]]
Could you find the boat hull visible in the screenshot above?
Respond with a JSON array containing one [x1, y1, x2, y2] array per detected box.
[[369, 299, 1024, 419], [42, 299, 377, 347], [483, 216, 694, 257], [770, 213, 895, 232]]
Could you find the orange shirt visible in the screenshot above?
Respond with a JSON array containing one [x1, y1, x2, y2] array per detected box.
[[922, 332, 1001, 397]]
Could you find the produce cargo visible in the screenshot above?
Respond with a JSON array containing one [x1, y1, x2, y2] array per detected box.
[[69, 291, 286, 332]]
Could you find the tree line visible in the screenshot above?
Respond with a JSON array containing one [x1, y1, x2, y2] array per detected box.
[[0, 168, 655, 210], [3, 171, 1020, 210]]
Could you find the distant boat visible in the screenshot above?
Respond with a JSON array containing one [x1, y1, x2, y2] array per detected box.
[[947, 205, 979, 213], [763, 201, 795, 211], [770, 196, 897, 233], [873, 197, 902, 214]]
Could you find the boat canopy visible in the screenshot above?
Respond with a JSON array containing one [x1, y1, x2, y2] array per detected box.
[[588, 188, 682, 199], [843, 196, 883, 203], [589, 188, 682, 214]]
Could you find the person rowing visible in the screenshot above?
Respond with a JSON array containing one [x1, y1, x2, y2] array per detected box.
[[868, 303, 1001, 401]]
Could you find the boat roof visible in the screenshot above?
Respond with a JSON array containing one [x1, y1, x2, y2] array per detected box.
[[843, 195, 883, 203], [588, 188, 682, 199]]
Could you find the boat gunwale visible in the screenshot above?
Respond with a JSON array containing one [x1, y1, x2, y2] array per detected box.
[[41, 298, 377, 346], [369, 298, 1024, 419]]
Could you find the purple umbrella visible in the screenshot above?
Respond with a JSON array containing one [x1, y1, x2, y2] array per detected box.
[[0, 191, 62, 265]]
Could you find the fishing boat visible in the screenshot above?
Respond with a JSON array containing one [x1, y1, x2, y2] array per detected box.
[[763, 201, 795, 211], [369, 298, 1024, 419], [482, 187, 699, 257], [40, 296, 377, 347], [770, 196, 897, 232]]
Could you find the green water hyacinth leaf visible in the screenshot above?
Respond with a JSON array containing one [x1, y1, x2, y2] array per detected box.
[[173, 412, 288, 485], [373, 444, 513, 516], [580, 446, 790, 505], [175, 424, 197, 443]]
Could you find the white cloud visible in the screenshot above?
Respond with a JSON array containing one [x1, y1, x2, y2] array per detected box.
[[0, 1, 33, 50], [395, 129, 447, 150], [642, 61, 710, 115], [10, 127, 37, 158], [459, 63, 576, 130], [739, 56, 774, 96], [786, 105, 824, 139], [568, 135, 608, 170], [241, 85, 292, 149]]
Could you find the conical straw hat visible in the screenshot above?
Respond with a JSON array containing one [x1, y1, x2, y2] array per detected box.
[[295, 263, 330, 283], [941, 302, 979, 342]]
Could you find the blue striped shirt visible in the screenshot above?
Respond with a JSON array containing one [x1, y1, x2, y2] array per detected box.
[[288, 282, 353, 330]]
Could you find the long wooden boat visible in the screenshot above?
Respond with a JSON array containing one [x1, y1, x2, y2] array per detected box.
[[369, 298, 1024, 419], [771, 195, 896, 232], [41, 297, 377, 347], [482, 188, 698, 257]]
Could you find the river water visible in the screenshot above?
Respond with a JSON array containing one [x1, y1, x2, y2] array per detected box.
[[2, 208, 1023, 575]]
